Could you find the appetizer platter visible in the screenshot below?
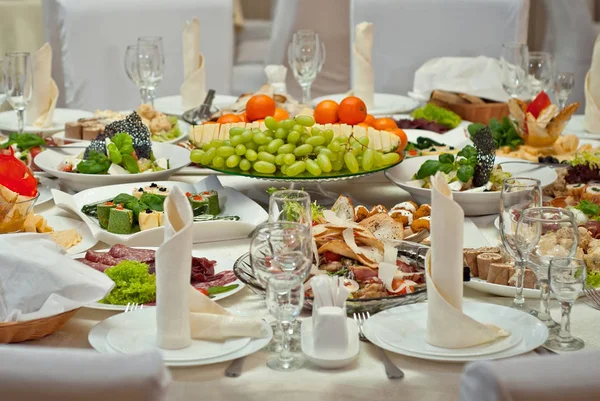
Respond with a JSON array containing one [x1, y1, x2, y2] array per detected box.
[[75, 245, 244, 311], [52, 176, 268, 246]]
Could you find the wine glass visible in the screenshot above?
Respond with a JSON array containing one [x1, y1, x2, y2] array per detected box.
[[527, 51, 554, 99], [269, 189, 312, 227], [516, 207, 578, 328], [554, 72, 575, 110], [3, 52, 33, 133], [137, 37, 164, 104], [124, 44, 161, 106], [546, 257, 586, 351], [266, 273, 304, 371], [500, 43, 528, 98], [287, 30, 326, 105], [499, 177, 543, 309]]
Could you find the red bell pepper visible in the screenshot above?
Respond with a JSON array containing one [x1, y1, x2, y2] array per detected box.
[[0, 147, 37, 197]]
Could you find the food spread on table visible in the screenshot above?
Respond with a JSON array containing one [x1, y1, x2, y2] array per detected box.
[[0, 133, 50, 171], [464, 246, 536, 288]]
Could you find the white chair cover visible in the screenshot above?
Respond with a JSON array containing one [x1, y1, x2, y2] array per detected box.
[[43, 0, 233, 111], [0, 345, 170, 401], [460, 351, 600, 401], [350, 0, 529, 95]]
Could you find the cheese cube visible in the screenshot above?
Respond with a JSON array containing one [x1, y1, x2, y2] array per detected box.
[[368, 127, 382, 150]]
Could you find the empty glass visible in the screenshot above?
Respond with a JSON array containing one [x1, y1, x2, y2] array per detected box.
[[554, 72, 575, 110], [546, 258, 586, 351], [3, 52, 33, 133], [269, 189, 312, 227], [137, 37, 164, 103], [124, 44, 162, 106], [500, 43, 528, 98], [266, 274, 304, 371], [527, 51, 554, 99], [288, 30, 326, 104], [516, 207, 577, 328], [499, 178, 543, 309]]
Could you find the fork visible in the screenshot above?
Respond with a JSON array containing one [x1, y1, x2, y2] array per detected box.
[[353, 312, 404, 380], [124, 303, 144, 313], [583, 285, 600, 310]]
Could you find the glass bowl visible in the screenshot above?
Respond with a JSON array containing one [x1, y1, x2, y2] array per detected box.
[[0, 193, 39, 233]]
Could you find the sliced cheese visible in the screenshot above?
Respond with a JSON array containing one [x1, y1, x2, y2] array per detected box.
[[190, 125, 202, 145], [340, 124, 352, 138], [218, 123, 231, 140], [380, 129, 392, 152], [246, 122, 259, 129], [258, 121, 267, 131], [203, 124, 218, 143], [50, 228, 82, 249], [367, 127, 382, 150], [139, 211, 164, 231]]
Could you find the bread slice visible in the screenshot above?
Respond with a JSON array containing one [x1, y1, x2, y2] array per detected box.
[[331, 195, 355, 221], [359, 213, 404, 241]]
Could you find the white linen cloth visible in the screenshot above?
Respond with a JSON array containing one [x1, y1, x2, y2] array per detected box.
[[42, 0, 233, 110], [460, 351, 600, 401], [585, 32, 600, 133], [0, 234, 113, 322], [412, 57, 508, 102], [180, 18, 206, 111], [427, 173, 508, 348], [155, 187, 267, 349], [0, 346, 170, 401], [351, 22, 374, 108], [350, 0, 529, 96], [26, 43, 59, 127]]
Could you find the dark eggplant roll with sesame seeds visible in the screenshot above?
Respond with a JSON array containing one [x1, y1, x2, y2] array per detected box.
[[84, 112, 153, 160]]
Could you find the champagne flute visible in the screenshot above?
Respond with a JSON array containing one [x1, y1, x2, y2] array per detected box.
[[137, 37, 164, 104], [546, 257, 586, 351], [516, 207, 578, 328], [266, 273, 304, 371], [500, 43, 528, 98], [554, 72, 575, 110], [499, 178, 542, 309], [287, 30, 326, 105], [527, 51, 554, 99], [269, 189, 312, 227], [3, 52, 33, 133]]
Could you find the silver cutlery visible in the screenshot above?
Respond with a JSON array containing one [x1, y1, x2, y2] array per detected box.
[[124, 303, 144, 313], [353, 312, 404, 380], [497, 160, 566, 169], [583, 285, 600, 309], [224, 357, 245, 378], [182, 89, 216, 125]]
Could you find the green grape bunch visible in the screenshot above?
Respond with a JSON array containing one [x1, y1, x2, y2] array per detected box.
[[189, 115, 402, 177]]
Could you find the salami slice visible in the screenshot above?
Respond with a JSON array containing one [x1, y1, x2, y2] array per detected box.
[[190, 257, 216, 282], [76, 258, 111, 272], [84, 250, 120, 266], [191, 270, 237, 290], [108, 244, 155, 262]]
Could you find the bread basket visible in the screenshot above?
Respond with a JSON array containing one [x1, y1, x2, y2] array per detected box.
[[0, 309, 79, 343], [429, 90, 508, 125]]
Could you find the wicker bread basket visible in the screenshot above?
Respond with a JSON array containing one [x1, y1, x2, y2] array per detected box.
[[429, 90, 509, 125], [0, 308, 79, 343]]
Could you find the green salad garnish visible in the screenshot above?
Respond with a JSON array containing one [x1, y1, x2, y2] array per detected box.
[[415, 145, 478, 182], [77, 151, 111, 174], [411, 104, 462, 129], [468, 117, 523, 150], [0, 132, 46, 150], [571, 151, 600, 169], [587, 271, 600, 288], [151, 116, 182, 142], [101, 260, 156, 305]]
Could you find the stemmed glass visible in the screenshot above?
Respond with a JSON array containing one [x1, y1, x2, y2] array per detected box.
[[527, 51, 554, 99], [137, 37, 165, 104], [499, 178, 543, 309], [288, 30, 326, 105], [3, 52, 33, 133], [516, 207, 578, 328], [124, 44, 162, 106], [266, 274, 304, 371], [500, 43, 528, 98], [546, 257, 586, 351], [554, 72, 575, 110], [269, 189, 312, 227]]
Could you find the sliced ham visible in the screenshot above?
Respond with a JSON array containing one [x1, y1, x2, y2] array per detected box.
[[192, 270, 237, 290], [191, 257, 216, 282], [351, 266, 378, 282]]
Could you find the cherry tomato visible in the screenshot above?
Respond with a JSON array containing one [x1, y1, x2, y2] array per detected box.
[[198, 288, 209, 296], [526, 91, 551, 119], [323, 251, 341, 263]]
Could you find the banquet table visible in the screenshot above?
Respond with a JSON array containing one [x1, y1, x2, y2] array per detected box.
[[24, 172, 600, 401]]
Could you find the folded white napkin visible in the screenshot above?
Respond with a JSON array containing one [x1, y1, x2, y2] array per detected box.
[[585, 33, 600, 133], [426, 173, 509, 348], [412, 56, 508, 103], [155, 187, 267, 350], [0, 234, 113, 322], [351, 22, 374, 108], [461, 351, 600, 401], [180, 17, 206, 111], [26, 43, 59, 128], [265, 65, 288, 94], [0, 346, 170, 401]]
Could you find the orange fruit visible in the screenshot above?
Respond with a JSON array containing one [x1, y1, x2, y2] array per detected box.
[[337, 97, 367, 125], [389, 128, 408, 152], [314, 100, 339, 124], [363, 114, 375, 126], [246, 94, 276, 121], [217, 114, 243, 124], [372, 117, 398, 131], [238, 112, 249, 122], [273, 107, 290, 122]]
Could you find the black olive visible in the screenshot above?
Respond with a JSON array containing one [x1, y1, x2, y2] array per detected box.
[[159, 187, 167, 192], [150, 183, 158, 188], [145, 209, 152, 213], [138, 187, 143, 191], [449, 146, 455, 150]]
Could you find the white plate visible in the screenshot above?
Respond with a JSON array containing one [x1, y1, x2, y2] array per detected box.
[[301, 318, 359, 369], [35, 143, 191, 191], [43, 215, 98, 255], [363, 302, 548, 362], [384, 156, 558, 216], [36, 177, 60, 206], [312, 93, 419, 115], [79, 247, 246, 311], [52, 175, 268, 246], [154, 95, 239, 117], [89, 311, 273, 367], [0, 109, 93, 135], [178, 165, 223, 175]]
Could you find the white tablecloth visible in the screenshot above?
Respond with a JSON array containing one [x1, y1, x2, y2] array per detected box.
[[27, 174, 600, 401], [43, 0, 234, 111]]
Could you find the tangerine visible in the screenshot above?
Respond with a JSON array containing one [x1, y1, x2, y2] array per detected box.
[[239, 112, 249, 122], [314, 100, 339, 124], [246, 94, 276, 121], [389, 128, 408, 152], [363, 114, 375, 126], [273, 107, 290, 122], [217, 114, 243, 124], [337, 96, 367, 125], [372, 117, 398, 131]]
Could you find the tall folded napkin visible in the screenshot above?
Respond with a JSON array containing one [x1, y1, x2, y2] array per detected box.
[[585, 33, 600, 133], [180, 18, 206, 111], [26, 43, 59, 128], [427, 173, 509, 348], [155, 187, 267, 350], [352, 22, 375, 108], [0, 234, 114, 322]]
